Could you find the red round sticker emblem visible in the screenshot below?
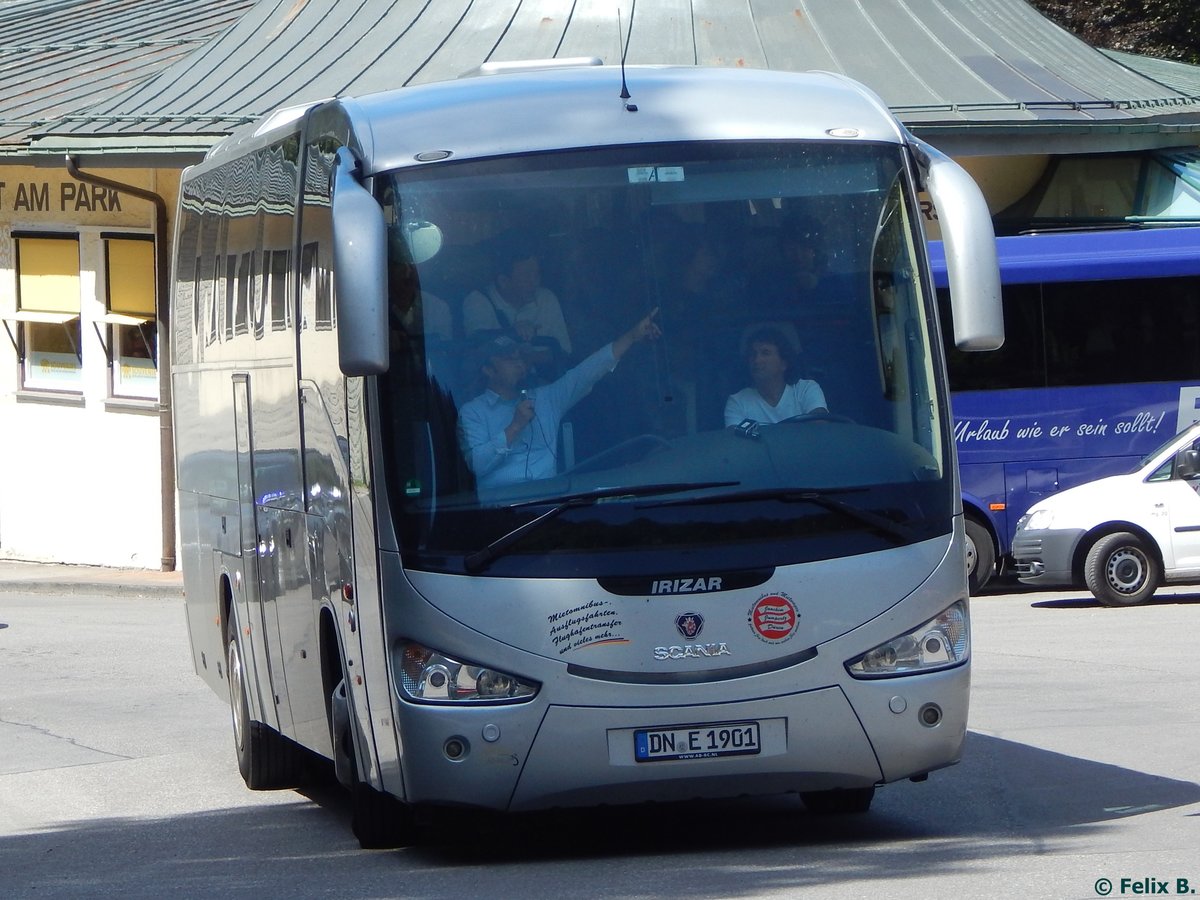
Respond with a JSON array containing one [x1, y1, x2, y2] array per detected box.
[[748, 593, 798, 643]]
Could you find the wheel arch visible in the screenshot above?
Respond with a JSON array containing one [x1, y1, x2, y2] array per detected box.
[[217, 572, 235, 654], [1072, 522, 1164, 585], [318, 604, 344, 726], [317, 601, 378, 792], [211, 569, 237, 684], [962, 500, 999, 550], [963, 501, 1000, 593]]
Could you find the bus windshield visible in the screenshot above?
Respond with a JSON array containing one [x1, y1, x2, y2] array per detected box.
[[377, 141, 951, 576]]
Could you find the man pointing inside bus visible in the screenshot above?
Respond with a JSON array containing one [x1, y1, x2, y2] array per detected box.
[[458, 309, 662, 494]]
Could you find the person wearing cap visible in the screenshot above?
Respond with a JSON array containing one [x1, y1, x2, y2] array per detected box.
[[724, 325, 827, 427], [458, 309, 662, 492]]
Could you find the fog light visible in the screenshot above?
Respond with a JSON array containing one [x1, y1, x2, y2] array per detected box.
[[444, 737, 468, 760], [919, 703, 942, 727]]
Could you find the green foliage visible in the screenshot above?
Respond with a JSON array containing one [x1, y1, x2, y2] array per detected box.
[[1029, 0, 1200, 64]]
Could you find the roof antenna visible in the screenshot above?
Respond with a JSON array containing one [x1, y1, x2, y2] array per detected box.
[[617, 4, 637, 111]]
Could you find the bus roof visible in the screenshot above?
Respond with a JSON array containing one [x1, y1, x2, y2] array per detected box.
[[930, 225, 1200, 288], [337, 65, 906, 174]]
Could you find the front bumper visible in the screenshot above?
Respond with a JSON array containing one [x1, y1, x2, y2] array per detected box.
[[1012, 527, 1085, 585], [388, 663, 969, 812]]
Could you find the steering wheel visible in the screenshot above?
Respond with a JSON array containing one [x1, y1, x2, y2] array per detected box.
[[565, 433, 672, 474], [780, 411, 854, 425]]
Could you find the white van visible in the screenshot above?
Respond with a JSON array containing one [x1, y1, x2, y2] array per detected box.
[[1013, 421, 1200, 605]]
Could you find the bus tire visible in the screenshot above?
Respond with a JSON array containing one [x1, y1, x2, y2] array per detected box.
[[801, 786, 875, 814], [965, 518, 995, 594], [225, 612, 305, 790], [328, 670, 417, 849], [352, 780, 416, 850], [1084, 532, 1160, 607]]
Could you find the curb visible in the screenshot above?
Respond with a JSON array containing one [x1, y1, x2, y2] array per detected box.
[[0, 562, 184, 600]]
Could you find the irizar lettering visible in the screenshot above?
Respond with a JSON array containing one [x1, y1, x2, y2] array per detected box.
[[653, 642, 731, 660], [651, 576, 723, 594]]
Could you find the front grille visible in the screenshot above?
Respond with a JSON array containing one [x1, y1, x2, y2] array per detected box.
[[1012, 537, 1043, 556]]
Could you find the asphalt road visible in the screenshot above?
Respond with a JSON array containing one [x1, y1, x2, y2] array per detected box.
[[1, 582, 1198, 899]]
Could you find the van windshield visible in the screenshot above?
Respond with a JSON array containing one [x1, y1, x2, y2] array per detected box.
[[376, 141, 952, 576], [1139, 422, 1200, 470]]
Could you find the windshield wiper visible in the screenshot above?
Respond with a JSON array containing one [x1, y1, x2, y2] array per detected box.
[[463, 481, 739, 574], [641, 486, 917, 544]]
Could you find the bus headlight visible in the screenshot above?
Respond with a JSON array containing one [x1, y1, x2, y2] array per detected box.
[[846, 600, 969, 679], [396, 641, 539, 703]]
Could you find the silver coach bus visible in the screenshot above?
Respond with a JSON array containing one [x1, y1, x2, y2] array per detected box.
[[171, 63, 1001, 847]]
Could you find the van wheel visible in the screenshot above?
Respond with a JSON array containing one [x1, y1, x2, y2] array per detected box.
[[965, 518, 995, 594], [1084, 532, 1160, 606], [225, 612, 305, 789]]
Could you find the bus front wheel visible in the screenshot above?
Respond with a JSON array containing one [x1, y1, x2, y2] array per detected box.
[[965, 518, 995, 594], [328, 673, 416, 849], [1085, 532, 1160, 606]]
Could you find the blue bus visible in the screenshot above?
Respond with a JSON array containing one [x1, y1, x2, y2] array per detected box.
[[933, 226, 1200, 591]]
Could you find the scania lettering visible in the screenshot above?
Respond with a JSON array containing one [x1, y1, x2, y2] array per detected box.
[[653, 642, 732, 660], [171, 63, 1001, 848]]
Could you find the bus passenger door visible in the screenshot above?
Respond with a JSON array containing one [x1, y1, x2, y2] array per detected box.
[[232, 374, 285, 733], [245, 363, 326, 747]]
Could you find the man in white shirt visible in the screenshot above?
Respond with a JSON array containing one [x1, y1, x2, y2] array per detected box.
[[462, 244, 573, 356], [459, 309, 661, 494], [724, 326, 827, 427]]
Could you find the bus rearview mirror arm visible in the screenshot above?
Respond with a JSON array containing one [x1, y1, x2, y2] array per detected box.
[[912, 139, 1004, 352], [332, 147, 391, 376]]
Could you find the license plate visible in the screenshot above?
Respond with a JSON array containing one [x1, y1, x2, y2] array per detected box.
[[634, 721, 761, 762]]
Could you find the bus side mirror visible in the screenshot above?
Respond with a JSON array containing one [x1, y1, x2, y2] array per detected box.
[[914, 140, 1004, 352], [331, 147, 390, 376]]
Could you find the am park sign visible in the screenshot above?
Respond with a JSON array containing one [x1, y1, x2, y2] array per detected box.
[[0, 167, 159, 229], [1, 178, 123, 213]]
